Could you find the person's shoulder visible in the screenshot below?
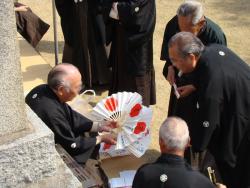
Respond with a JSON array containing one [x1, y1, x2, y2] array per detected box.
[[182, 166, 214, 186], [25, 84, 60, 110], [205, 17, 225, 36], [166, 15, 178, 28], [136, 161, 160, 173], [25, 84, 47, 101]]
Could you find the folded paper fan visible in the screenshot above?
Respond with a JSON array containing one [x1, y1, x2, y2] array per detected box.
[[91, 92, 153, 158]]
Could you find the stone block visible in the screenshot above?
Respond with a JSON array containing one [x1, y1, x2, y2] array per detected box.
[[0, 106, 81, 188]]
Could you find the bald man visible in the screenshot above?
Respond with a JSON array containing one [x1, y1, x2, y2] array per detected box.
[[132, 117, 215, 188], [25, 63, 116, 164]]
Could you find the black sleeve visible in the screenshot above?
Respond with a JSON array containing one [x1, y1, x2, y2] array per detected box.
[[66, 104, 93, 133], [47, 110, 96, 155], [160, 16, 178, 77], [132, 167, 145, 188], [117, 0, 148, 28], [117, 0, 155, 45], [192, 77, 222, 152]]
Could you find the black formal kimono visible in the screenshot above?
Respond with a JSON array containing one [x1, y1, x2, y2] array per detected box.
[[191, 44, 250, 188], [55, 0, 111, 88], [160, 15, 226, 133], [132, 154, 215, 188], [15, 2, 50, 47], [25, 84, 97, 164], [105, 0, 156, 106]]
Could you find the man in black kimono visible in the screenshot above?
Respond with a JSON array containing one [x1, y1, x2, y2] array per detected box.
[[102, 0, 156, 106], [160, 1, 226, 128], [55, 0, 111, 88], [25, 64, 116, 164], [168, 32, 250, 188], [132, 117, 215, 188]]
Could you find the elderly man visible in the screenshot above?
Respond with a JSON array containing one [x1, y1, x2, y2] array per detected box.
[[25, 63, 116, 164], [132, 117, 215, 188], [168, 32, 250, 188], [160, 0, 226, 131]]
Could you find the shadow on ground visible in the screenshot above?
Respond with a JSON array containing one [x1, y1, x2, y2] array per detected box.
[[22, 64, 50, 82], [36, 40, 64, 54]]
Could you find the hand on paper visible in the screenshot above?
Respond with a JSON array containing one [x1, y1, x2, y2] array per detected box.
[[100, 133, 117, 145], [177, 84, 196, 98], [98, 121, 117, 132]]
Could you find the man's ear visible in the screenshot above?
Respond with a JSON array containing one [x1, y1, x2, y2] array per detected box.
[[159, 138, 166, 152], [185, 137, 191, 148], [57, 86, 64, 96], [189, 53, 198, 68], [198, 19, 205, 29]]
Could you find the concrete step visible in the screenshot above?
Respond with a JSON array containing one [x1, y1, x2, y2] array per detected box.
[[19, 35, 52, 94]]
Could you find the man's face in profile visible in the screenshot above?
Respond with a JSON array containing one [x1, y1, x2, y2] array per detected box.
[[178, 15, 204, 36], [60, 72, 82, 102], [169, 44, 196, 74]]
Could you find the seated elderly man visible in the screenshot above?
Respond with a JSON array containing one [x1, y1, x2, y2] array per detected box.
[[132, 117, 215, 188], [25, 63, 116, 164]]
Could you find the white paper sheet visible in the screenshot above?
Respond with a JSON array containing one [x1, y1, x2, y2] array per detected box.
[[109, 177, 125, 188], [119, 170, 136, 186]]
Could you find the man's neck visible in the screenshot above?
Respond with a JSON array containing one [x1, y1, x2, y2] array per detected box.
[[161, 149, 184, 158]]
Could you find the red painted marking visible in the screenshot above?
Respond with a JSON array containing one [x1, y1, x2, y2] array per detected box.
[[104, 97, 118, 112], [134, 122, 146, 134], [103, 143, 112, 150], [129, 103, 142, 117]]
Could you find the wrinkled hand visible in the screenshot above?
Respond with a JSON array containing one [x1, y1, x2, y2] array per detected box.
[[14, 5, 29, 12], [100, 133, 117, 145], [177, 84, 196, 98], [216, 183, 227, 188], [166, 65, 175, 85], [98, 121, 117, 132]]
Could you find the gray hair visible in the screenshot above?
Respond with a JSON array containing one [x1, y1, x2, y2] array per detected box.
[[168, 31, 205, 59], [177, 0, 204, 25], [47, 63, 73, 91], [159, 117, 189, 151]]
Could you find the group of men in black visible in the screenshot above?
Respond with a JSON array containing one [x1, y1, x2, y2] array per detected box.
[[25, 0, 250, 188], [54, 0, 156, 106]]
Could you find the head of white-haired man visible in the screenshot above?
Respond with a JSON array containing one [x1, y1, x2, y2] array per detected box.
[[159, 117, 190, 157], [177, 0, 205, 36]]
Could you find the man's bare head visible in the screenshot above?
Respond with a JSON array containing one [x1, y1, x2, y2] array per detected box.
[[159, 117, 190, 155], [47, 63, 82, 102], [177, 0, 205, 35]]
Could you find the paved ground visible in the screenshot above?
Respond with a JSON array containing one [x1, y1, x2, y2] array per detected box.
[[20, 0, 250, 158]]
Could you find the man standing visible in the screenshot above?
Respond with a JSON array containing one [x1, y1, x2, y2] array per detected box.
[[55, 0, 111, 88], [102, 0, 156, 106], [160, 0, 226, 127], [168, 32, 250, 188], [26, 63, 116, 164], [132, 117, 215, 188]]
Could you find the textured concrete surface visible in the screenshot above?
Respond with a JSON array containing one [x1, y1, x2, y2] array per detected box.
[[0, 106, 81, 188], [25, 155, 82, 188], [0, 0, 28, 136], [19, 36, 52, 94]]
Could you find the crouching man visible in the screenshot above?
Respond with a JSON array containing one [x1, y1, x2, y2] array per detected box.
[[26, 63, 116, 164]]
